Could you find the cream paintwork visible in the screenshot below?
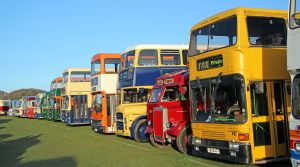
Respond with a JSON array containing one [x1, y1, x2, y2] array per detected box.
[[61, 68, 92, 111], [91, 74, 118, 94], [0, 100, 10, 107], [124, 44, 188, 53], [288, 0, 300, 71]]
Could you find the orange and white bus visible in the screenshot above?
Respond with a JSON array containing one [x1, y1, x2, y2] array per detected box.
[[91, 53, 121, 133]]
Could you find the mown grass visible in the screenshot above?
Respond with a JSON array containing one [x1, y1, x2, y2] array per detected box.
[[0, 117, 291, 167]]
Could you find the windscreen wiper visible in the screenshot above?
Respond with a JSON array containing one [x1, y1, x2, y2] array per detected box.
[[196, 76, 207, 114], [210, 72, 222, 115]]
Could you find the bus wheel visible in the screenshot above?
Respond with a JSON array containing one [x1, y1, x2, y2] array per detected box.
[[149, 133, 167, 148], [134, 119, 149, 143], [176, 126, 192, 154]]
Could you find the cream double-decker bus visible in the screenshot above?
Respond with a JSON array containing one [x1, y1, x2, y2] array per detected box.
[[61, 68, 92, 125]]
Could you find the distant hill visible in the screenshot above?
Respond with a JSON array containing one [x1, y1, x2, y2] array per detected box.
[[0, 90, 7, 96], [0, 89, 44, 100]]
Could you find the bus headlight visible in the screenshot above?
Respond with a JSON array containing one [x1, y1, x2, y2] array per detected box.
[[166, 122, 171, 128], [229, 142, 240, 151], [295, 142, 300, 151], [192, 138, 202, 145], [147, 120, 151, 126]]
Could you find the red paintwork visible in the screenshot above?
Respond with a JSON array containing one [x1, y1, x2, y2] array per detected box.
[[27, 107, 35, 119], [146, 70, 190, 143], [22, 96, 37, 118], [0, 106, 9, 111]]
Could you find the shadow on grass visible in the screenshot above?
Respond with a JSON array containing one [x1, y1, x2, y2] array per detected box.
[[0, 134, 42, 166], [19, 157, 76, 167], [0, 118, 12, 124], [0, 134, 77, 167]]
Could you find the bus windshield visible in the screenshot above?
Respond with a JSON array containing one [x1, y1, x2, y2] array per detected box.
[[70, 72, 90, 82], [93, 93, 103, 112], [138, 49, 158, 66], [121, 51, 135, 69], [290, 0, 300, 28], [162, 86, 188, 102], [91, 60, 101, 75], [160, 50, 181, 65], [123, 88, 149, 104], [149, 88, 162, 103], [104, 58, 120, 73], [189, 16, 237, 56], [191, 74, 246, 123], [63, 72, 69, 83], [247, 17, 286, 46], [50, 99, 56, 108], [62, 96, 69, 109]]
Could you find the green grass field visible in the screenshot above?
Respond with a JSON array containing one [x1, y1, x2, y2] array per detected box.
[[0, 117, 291, 167]]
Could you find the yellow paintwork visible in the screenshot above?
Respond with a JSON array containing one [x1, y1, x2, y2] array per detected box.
[[61, 68, 92, 112], [188, 8, 289, 163], [114, 86, 152, 137]]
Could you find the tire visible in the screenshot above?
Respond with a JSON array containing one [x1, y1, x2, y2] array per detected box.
[[176, 125, 192, 154], [134, 119, 149, 143], [149, 133, 167, 148]]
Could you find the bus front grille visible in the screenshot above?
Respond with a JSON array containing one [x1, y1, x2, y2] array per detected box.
[[201, 131, 225, 140], [201, 139, 229, 149]]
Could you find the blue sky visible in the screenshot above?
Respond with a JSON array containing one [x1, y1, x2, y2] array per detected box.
[[0, 0, 287, 92]]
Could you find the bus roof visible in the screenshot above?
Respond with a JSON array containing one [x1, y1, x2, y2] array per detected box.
[[91, 53, 121, 63], [62, 68, 91, 74], [51, 77, 62, 83], [22, 96, 36, 100], [123, 44, 189, 53], [191, 7, 287, 31]]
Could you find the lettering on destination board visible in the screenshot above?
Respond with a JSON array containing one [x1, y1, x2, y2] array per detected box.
[[197, 55, 223, 71]]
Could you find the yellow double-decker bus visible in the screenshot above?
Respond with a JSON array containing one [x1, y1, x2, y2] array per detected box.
[[188, 8, 289, 163], [61, 68, 92, 125], [115, 44, 188, 142]]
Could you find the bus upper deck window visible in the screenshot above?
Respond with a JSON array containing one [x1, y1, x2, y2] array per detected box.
[[125, 50, 135, 68], [247, 17, 286, 46], [105, 58, 120, 73], [138, 49, 158, 66], [160, 50, 181, 65]]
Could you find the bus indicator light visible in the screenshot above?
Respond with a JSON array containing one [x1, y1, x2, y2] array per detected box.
[[238, 134, 249, 141]]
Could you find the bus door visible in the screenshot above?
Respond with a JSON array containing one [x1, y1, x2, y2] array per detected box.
[[251, 81, 289, 162], [81, 95, 87, 119], [106, 95, 116, 127]]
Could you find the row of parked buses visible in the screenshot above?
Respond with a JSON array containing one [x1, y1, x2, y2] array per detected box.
[[3, 4, 300, 165]]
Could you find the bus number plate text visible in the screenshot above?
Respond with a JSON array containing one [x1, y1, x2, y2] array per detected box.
[[207, 148, 220, 154]]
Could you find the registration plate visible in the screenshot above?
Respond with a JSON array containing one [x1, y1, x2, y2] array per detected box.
[[207, 148, 220, 154]]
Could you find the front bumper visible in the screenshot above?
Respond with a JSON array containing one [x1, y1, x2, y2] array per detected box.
[[192, 139, 252, 164]]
